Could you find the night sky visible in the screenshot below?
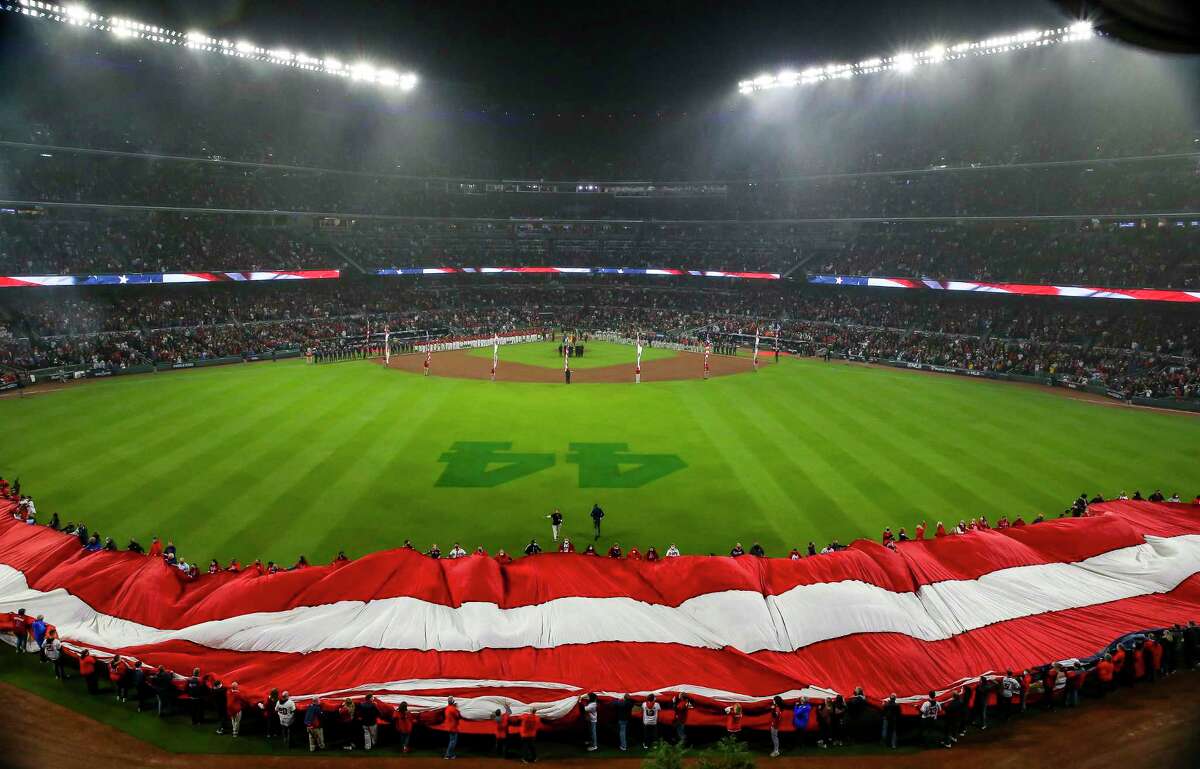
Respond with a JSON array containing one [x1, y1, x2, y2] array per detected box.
[[99, 0, 1074, 107]]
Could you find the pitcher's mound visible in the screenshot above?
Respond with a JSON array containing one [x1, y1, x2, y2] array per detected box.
[[383, 348, 759, 382]]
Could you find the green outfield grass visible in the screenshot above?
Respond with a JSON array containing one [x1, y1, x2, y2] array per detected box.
[[4, 353, 1198, 566], [465, 339, 676, 369]]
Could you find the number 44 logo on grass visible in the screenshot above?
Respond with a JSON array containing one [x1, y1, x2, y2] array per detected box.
[[435, 442, 686, 488]]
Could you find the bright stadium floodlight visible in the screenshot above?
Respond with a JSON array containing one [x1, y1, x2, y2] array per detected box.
[[3, 1, 419, 93], [892, 52, 916, 73], [738, 20, 1098, 94]]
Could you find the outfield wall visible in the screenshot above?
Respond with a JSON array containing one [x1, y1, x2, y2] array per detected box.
[[25, 349, 304, 385]]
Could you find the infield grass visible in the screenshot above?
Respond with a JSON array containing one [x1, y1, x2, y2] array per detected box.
[[4, 353, 1198, 566]]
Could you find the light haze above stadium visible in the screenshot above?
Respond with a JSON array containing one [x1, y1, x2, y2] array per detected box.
[[3, 0, 419, 90]]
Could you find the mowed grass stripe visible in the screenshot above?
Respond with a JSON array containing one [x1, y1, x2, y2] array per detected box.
[[95, 373, 320, 513], [844, 370, 1050, 511], [18, 370, 270, 514], [679, 379, 842, 548], [747, 375, 935, 536], [205, 366, 432, 563], [138, 364, 393, 556]]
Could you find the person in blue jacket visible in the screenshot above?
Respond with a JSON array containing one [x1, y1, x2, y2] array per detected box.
[[792, 697, 812, 749]]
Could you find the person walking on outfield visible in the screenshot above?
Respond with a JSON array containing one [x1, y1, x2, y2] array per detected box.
[[11, 608, 28, 653], [358, 694, 380, 751], [44, 630, 65, 680], [546, 509, 564, 542], [276, 692, 297, 748], [305, 698, 326, 752], [581, 693, 599, 751], [444, 696, 462, 759], [424, 349, 431, 377], [769, 696, 784, 756], [641, 693, 661, 749], [616, 694, 634, 751], [591, 503, 605, 540], [394, 702, 414, 753], [78, 650, 98, 694], [673, 694, 692, 746], [493, 707, 512, 757], [520, 708, 541, 763]]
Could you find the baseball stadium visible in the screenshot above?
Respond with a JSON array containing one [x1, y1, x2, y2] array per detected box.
[[1, 1, 1199, 768]]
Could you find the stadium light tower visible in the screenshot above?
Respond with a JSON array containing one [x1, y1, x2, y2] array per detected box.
[[738, 21, 1095, 94], [5, 0, 420, 93]]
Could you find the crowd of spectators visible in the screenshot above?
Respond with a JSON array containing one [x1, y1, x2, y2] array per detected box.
[[816, 220, 1200, 289], [3, 207, 1200, 292], [1, 282, 1196, 401], [0, 213, 337, 275], [5, 477, 1200, 758], [3, 144, 1198, 224]]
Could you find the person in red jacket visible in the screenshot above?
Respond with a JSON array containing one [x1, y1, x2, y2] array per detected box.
[[627, 546, 642, 560], [78, 649, 98, 694], [1112, 644, 1126, 681], [393, 702, 414, 753], [723, 703, 743, 737], [914, 521, 926, 540], [148, 537, 163, 558], [109, 656, 130, 702], [935, 521, 947, 538], [1065, 663, 1086, 707], [494, 549, 513, 565], [1042, 665, 1061, 710], [673, 695, 692, 746], [221, 682, 243, 736], [10, 608, 29, 653], [768, 696, 784, 757], [519, 708, 541, 763], [1147, 636, 1164, 681], [492, 706, 511, 757], [1095, 654, 1115, 696], [443, 697, 461, 759], [1130, 642, 1146, 684]]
